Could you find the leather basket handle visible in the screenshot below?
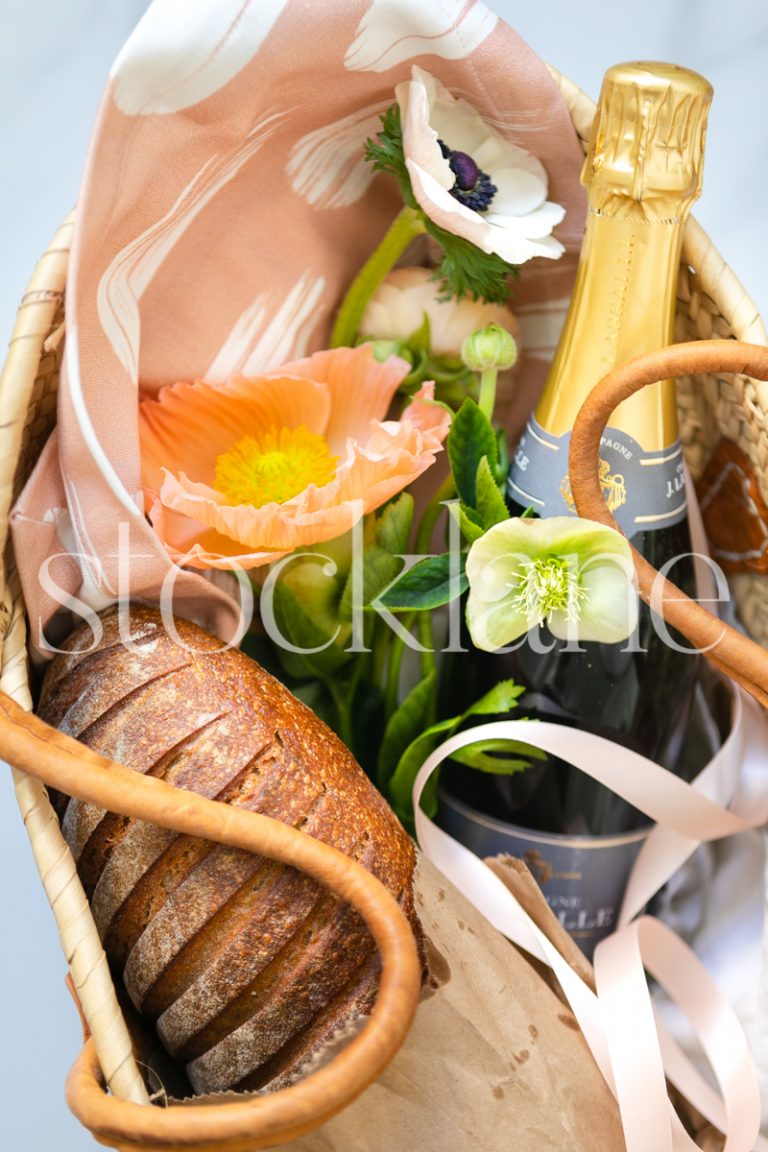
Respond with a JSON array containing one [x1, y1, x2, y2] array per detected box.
[[0, 692, 422, 1151], [568, 338, 768, 706]]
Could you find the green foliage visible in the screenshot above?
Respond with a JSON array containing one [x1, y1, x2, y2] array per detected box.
[[277, 547, 349, 638], [447, 398, 498, 508], [364, 104, 416, 210], [378, 670, 437, 791], [381, 678, 531, 825], [462, 679, 525, 717], [338, 494, 413, 621], [448, 739, 537, 774], [450, 502, 485, 544], [376, 492, 414, 555], [493, 426, 510, 486], [271, 579, 352, 680], [444, 398, 511, 547], [376, 553, 468, 612], [388, 715, 455, 823], [290, 679, 338, 731], [425, 217, 518, 305], [339, 544, 402, 623], [404, 311, 432, 356], [475, 456, 509, 529]]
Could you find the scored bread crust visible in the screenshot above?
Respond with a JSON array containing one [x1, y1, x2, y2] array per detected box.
[[37, 604, 422, 1095]]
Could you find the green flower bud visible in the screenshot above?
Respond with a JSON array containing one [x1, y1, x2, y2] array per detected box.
[[461, 323, 518, 372]]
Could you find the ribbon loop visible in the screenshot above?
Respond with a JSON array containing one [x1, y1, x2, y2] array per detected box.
[[414, 687, 767, 1151]]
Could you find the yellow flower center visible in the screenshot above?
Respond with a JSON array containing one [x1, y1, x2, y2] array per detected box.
[[214, 425, 339, 508]]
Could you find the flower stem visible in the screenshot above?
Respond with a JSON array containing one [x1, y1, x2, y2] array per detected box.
[[412, 473, 457, 685], [328, 679, 354, 749], [417, 613, 436, 684], [478, 367, 498, 420], [370, 615, 389, 688], [385, 612, 414, 717], [330, 206, 426, 349], [415, 473, 456, 557]]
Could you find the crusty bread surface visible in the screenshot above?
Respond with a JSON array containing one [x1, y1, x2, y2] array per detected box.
[[38, 604, 421, 1095]]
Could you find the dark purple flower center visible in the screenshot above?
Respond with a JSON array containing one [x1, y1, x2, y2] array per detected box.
[[438, 139, 497, 212]]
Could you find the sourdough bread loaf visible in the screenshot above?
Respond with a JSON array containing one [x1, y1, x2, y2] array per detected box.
[[38, 604, 421, 1095]]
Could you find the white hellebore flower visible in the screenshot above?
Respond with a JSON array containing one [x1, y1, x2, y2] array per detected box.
[[360, 267, 519, 356], [396, 66, 566, 265], [466, 516, 638, 650]]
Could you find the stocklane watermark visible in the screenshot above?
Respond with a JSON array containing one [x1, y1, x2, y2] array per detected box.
[[33, 517, 730, 658]]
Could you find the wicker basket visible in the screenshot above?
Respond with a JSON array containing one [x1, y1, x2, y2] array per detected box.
[[1, 70, 767, 1150]]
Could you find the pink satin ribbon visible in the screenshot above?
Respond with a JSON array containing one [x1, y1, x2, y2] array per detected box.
[[414, 687, 768, 1151]]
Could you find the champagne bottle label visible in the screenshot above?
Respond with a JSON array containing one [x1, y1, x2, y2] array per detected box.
[[438, 787, 650, 960], [507, 414, 687, 535]]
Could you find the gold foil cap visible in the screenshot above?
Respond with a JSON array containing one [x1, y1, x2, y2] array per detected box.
[[584, 61, 713, 218]]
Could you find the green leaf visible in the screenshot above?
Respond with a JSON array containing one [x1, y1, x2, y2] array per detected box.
[[378, 671, 438, 789], [338, 495, 413, 621], [384, 676, 526, 825], [447, 399, 498, 508], [377, 553, 467, 612], [424, 218, 518, 305], [475, 455, 510, 529], [429, 356, 470, 383], [449, 501, 485, 544], [493, 426, 510, 486], [339, 545, 403, 623], [349, 677, 387, 781], [376, 492, 414, 556], [364, 104, 416, 210], [463, 679, 525, 717], [291, 680, 337, 729], [448, 739, 533, 775], [388, 722, 451, 822], [446, 681, 544, 774], [397, 349, 431, 396], [271, 580, 352, 679], [278, 551, 349, 639], [273, 645, 321, 682]]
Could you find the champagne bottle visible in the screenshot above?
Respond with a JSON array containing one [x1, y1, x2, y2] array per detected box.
[[438, 62, 721, 957]]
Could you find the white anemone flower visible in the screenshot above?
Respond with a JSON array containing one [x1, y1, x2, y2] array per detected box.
[[466, 516, 638, 650], [396, 66, 566, 265], [359, 266, 519, 355]]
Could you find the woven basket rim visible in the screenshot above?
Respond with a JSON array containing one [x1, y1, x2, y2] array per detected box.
[[1, 65, 767, 1151]]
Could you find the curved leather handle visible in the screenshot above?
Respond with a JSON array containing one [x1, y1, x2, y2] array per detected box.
[[0, 691, 422, 1151], [568, 338, 768, 706]]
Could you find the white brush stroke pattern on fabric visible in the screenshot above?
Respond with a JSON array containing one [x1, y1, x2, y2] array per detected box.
[[205, 274, 327, 381], [111, 0, 289, 115], [288, 102, 389, 209], [44, 493, 117, 603], [97, 112, 284, 385], [345, 0, 497, 73], [449, 88, 552, 139]]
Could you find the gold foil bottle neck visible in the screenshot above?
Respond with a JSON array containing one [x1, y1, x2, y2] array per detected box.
[[585, 61, 713, 219]]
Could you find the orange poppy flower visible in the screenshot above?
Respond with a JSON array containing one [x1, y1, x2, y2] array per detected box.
[[139, 344, 451, 569]]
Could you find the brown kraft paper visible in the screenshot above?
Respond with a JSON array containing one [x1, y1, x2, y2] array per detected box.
[[251, 854, 626, 1151]]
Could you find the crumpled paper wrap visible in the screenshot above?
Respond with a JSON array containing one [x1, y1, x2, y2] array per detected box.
[[225, 854, 626, 1151]]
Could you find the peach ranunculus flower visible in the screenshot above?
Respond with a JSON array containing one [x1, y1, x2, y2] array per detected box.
[[359, 266, 520, 356], [396, 66, 565, 265], [139, 344, 450, 570]]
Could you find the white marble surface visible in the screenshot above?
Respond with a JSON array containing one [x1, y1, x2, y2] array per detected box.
[[1, 2, 767, 1149]]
